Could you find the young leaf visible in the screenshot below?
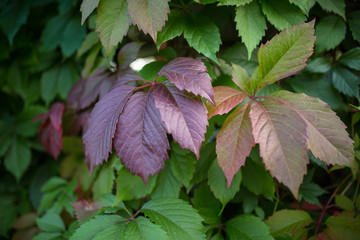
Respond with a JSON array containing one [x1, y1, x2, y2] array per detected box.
[[257, 20, 315, 87], [158, 57, 215, 104], [315, 15, 346, 53], [249, 98, 308, 197], [208, 159, 242, 210], [127, 0, 170, 43], [141, 198, 206, 240], [96, 0, 131, 56], [232, 63, 252, 93], [83, 85, 135, 172], [316, 0, 345, 20], [184, 14, 221, 63], [156, 10, 186, 49], [348, 11, 360, 43], [265, 210, 312, 237], [114, 91, 169, 182], [124, 216, 168, 240], [80, 0, 100, 24], [269, 91, 355, 168], [259, 0, 306, 31], [235, 1, 267, 59], [206, 86, 246, 118], [153, 84, 208, 158], [216, 103, 253, 186], [225, 215, 274, 240]]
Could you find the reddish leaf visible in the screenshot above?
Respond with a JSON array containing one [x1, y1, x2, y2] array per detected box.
[[216, 103, 254, 186], [117, 42, 143, 70], [35, 102, 65, 159], [250, 99, 308, 197], [66, 79, 84, 109], [114, 91, 169, 182], [72, 200, 99, 224], [83, 85, 135, 172], [153, 84, 208, 158], [206, 86, 246, 118], [158, 57, 215, 105]]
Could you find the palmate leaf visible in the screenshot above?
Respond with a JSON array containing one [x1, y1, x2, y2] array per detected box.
[[114, 91, 169, 182], [158, 57, 215, 104], [153, 84, 208, 158], [83, 85, 135, 172], [216, 103, 253, 186], [127, 0, 170, 43], [96, 0, 131, 56], [257, 20, 315, 88], [249, 98, 309, 197], [141, 198, 206, 240]]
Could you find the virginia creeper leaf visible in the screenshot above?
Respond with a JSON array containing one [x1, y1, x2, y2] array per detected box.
[[235, 1, 267, 60], [259, 0, 306, 31], [338, 47, 360, 71], [325, 215, 360, 239], [249, 99, 308, 197], [36, 212, 65, 232], [80, 0, 100, 25], [158, 57, 215, 104], [156, 10, 186, 49], [151, 162, 182, 199], [153, 84, 208, 158], [96, 0, 131, 56], [315, 15, 346, 53], [141, 198, 206, 240], [335, 195, 354, 211], [331, 66, 360, 101], [92, 164, 115, 199], [124, 216, 168, 240], [257, 20, 315, 87], [83, 85, 135, 172], [114, 91, 169, 182], [61, 15, 87, 58], [72, 200, 99, 224], [216, 103, 253, 186], [206, 86, 246, 118], [4, 137, 31, 181], [184, 14, 221, 63], [270, 90, 355, 168], [127, 0, 170, 43], [232, 63, 251, 93], [288, 0, 313, 14], [218, 0, 252, 6], [316, 0, 345, 19], [348, 11, 360, 43], [76, 31, 99, 59], [117, 42, 144, 70]]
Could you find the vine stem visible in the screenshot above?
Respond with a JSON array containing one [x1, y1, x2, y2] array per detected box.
[[314, 173, 352, 235]]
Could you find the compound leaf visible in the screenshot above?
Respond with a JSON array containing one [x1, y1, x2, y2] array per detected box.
[[141, 198, 206, 240], [159, 57, 215, 104]]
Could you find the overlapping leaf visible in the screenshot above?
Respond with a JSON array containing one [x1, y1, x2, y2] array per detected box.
[[117, 42, 143, 70], [124, 216, 168, 240], [315, 15, 346, 53], [316, 0, 345, 20], [83, 85, 135, 172], [257, 20, 315, 87], [156, 10, 186, 49], [114, 91, 169, 182], [127, 0, 170, 43], [216, 103, 253, 186], [158, 57, 215, 104]]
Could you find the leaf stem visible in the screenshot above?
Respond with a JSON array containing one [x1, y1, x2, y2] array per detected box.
[[314, 173, 352, 235], [125, 79, 154, 85], [273, 183, 280, 214], [134, 84, 152, 91]]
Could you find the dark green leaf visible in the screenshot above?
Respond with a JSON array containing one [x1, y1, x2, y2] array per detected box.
[[348, 11, 360, 43], [331, 66, 360, 100], [61, 15, 87, 58], [138, 61, 167, 81], [4, 137, 31, 181], [221, 43, 258, 75], [316, 0, 345, 19], [191, 141, 216, 185], [192, 183, 221, 224], [298, 182, 327, 205], [305, 57, 331, 73], [315, 15, 346, 53], [156, 10, 186, 49], [338, 47, 360, 71], [151, 162, 182, 199]]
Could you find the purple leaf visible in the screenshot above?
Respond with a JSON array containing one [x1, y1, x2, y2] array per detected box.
[[153, 84, 208, 158], [83, 85, 135, 172], [114, 91, 169, 182], [117, 42, 144, 70], [158, 57, 215, 105]]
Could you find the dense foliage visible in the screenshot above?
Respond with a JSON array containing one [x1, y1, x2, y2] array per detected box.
[[0, 0, 359, 239]]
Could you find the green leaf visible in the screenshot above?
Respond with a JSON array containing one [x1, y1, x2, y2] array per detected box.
[[338, 47, 360, 71], [208, 158, 242, 210], [141, 198, 206, 240], [192, 183, 222, 225], [138, 61, 167, 81], [170, 142, 196, 188], [226, 215, 274, 240], [80, 0, 100, 24], [242, 159, 274, 197], [4, 137, 31, 181], [41, 177, 67, 192], [221, 43, 258, 75], [7, 62, 25, 99], [348, 11, 360, 43], [115, 167, 157, 203], [298, 182, 327, 205], [257, 20, 315, 87], [235, 1, 267, 59], [71, 215, 126, 240], [218, 0, 252, 6], [33, 232, 62, 240], [76, 31, 99, 59], [325, 215, 360, 239], [61, 15, 87, 58], [259, 0, 306, 31], [124, 216, 169, 240], [0, 0, 30, 44], [305, 57, 331, 73], [96, 0, 131, 56], [184, 14, 221, 63], [127, 0, 170, 43], [335, 195, 354, 211], [316, 0, 345, 19], [331, 66, 360, 100], [151, 162, 182, 199], [288, 0, 313, 14], [36, 212, 65, 233], [265, 210, 312, 237], [315, 15, 346, 53], [92, 164, 115, 200], [191, 141, 217, 185], [156, 10, 186, 49]]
